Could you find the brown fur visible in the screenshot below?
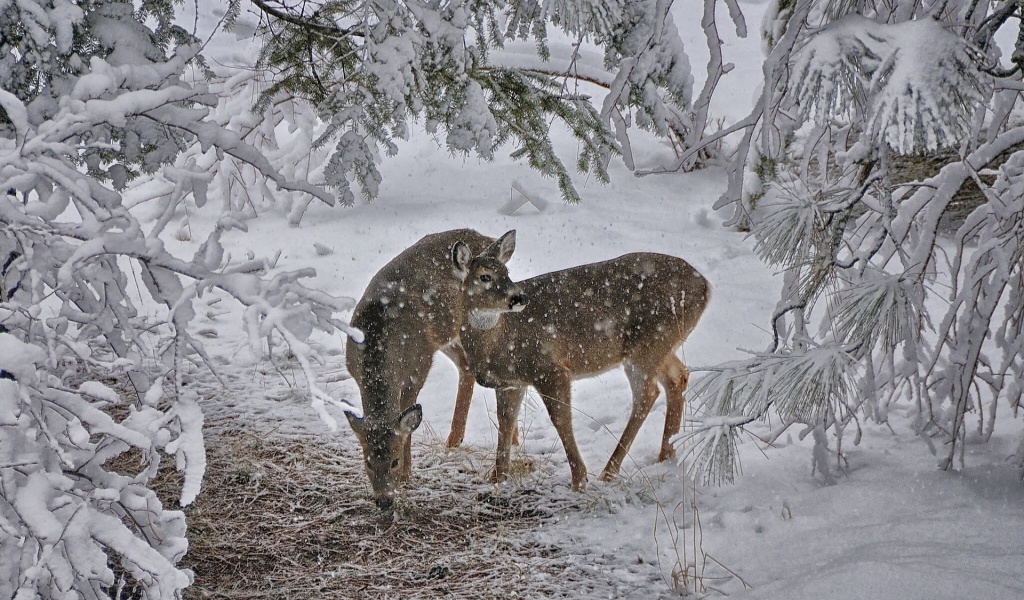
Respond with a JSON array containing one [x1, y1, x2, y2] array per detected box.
[[344, 229, 495, 508], [454, 236, 709, 491]]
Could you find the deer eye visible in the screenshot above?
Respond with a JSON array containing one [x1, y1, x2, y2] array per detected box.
[[391, 459, 400, 469], [480, 274, 492, 283]]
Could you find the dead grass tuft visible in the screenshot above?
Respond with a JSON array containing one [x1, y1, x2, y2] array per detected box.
[[159, 429, 584, 599]]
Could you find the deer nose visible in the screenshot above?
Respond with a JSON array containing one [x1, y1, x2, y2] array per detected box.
[[375, 497, 394, 511], [510, 293, 528, 310]]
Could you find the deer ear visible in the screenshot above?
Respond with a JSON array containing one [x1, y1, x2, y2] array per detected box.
[[485, 230, 516, 264], [396, 404, 423, 435], [452, 241, 471, 279], [344, 411, 366, 440]]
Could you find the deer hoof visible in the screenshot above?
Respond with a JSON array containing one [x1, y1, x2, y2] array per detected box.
[[657, 447, 676, 462], [444, 435, 462, 449], [598, 462, 620, 481]]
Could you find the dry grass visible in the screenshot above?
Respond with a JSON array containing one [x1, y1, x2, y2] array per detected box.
[[92, 366, 696, 598], [86, 364, 618, 598], [154, 428, 585, 599]]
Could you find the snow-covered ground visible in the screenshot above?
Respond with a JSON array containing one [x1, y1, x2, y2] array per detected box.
[[168, 1, 1024, 597], [181, 129, 1024, 598]]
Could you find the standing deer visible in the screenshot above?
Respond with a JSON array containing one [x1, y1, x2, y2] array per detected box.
[[344, 229, 511, 510], [452, 232, 709, 491]]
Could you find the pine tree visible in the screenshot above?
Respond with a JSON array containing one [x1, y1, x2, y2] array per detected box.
[[682, 0, 1024, 484], [246, 0, 697, 204]]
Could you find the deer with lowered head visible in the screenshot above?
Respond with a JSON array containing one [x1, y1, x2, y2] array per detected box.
[[452, 231, 710, 491], [344, 229, 515, 511]]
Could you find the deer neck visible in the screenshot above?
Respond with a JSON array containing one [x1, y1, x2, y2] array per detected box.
[[349, 301, 414, 419], [467, 308, 506, 330], [458, 311, 512, 384]]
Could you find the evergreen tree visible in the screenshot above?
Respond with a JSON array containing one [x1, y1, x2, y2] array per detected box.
[[683, 0, 1024, 484], [245, 0, 697, 204]]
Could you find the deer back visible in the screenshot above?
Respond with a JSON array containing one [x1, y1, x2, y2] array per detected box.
[[462, 253, 710, 387]]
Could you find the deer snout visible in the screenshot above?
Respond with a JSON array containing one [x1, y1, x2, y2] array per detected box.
[[510, 292, 528, 311], [375, 496, 394, 511]]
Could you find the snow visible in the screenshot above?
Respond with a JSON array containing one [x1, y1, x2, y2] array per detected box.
[[448, 81, 499, 159], [163, 391, 206, 507], [5, 0, 1023, 597], [789, 15, 985, 154], [0, 333, 47, 381], [709, 423, 1024, 599], [78, 381, 121, 404], [154, 2, 1024, 596], [184, 99, 1023, 598], [0, 88, 29, 143]]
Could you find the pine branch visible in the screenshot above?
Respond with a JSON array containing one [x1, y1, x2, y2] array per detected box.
[[251, 0, 363, 39]]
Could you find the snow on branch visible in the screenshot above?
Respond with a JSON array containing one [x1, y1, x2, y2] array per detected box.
[[706, 2, 1024, 483], [791, 16, 988, 154], [251, 0, 699, 203], [831, 271, 922, 353], [0, 7, 354, 597], [1, 336, 193, 599], [675, 413, 753, 486], [751, 177, 831, 268], [682, 342, 857, 484]]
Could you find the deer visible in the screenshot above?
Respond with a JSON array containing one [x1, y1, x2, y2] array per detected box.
[[344, 229, 515, 510], [451, 231, 710, 491]]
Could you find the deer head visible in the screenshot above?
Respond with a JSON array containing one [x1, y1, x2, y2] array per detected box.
[[451, 230, 528, 329], [344, 404, 422, 511]]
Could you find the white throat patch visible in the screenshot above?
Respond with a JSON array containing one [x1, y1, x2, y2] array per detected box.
[[469, 309, 505, 330]]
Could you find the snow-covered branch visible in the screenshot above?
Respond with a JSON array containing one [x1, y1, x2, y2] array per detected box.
[[249, 0, 699, 203], [696, 0, 1024, 484], [0, 3, 356, 597]]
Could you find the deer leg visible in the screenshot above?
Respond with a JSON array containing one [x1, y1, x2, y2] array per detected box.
[[536, 372, 588, 491], [398, 358, 433, 482], [601, 363, 660, 481], [443, 341, 519, 448], [446, 364, 477, 448], [490, 387, 526, 483], [658, 355, 689, 462]]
